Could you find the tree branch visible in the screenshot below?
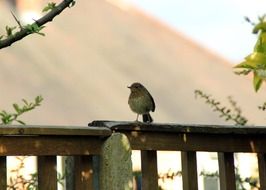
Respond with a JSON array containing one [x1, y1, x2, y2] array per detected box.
[[0, 0, 75, 49]]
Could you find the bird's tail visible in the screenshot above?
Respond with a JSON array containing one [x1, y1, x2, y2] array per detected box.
[[142, 113, 153, 123]]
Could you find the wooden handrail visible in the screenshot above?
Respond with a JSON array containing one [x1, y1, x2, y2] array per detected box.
[[0, 125, 112, 190], [90, 121, 266, 152], [90, 121, 266, 190], [0, 125, 111, 136]]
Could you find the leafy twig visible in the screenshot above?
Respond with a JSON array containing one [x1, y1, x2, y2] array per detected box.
[[0, 0, 76, 49], [258, 101, 266, 111], [7, 156, 65, 190], [194, 90, 248, 126], [200, 169, 259, 190], [7, 156, 38, 190], [0, 95, 43, 125], [158, 170, 182, 182]]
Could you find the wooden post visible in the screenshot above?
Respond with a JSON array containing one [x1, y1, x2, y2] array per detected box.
[[0, 156, 6, 189], [218, 152, 236, 190], [141, 150, 158, 190], [258, 153, 266, 190], [74, 155, 94, 190], [38, 156, 57, 190], [65, 156, 74, 190], [92, 155, 100, 190], [100, 133, 133, 190], [181, 151, 198, 190]]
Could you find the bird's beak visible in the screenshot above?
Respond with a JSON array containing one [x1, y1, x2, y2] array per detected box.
[[127, 85, 131, 89]]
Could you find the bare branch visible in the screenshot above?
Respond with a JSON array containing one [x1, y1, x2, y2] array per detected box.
[[0, 0, 75, 49]]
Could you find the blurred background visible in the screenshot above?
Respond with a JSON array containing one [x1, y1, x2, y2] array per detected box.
[[1, 0, 266, 126], [1, 0, 266, 189]]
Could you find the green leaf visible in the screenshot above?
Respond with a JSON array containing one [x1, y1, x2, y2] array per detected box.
[[234, 61, 256, 69], [35, 95, 43, 105], [246, 52, 266, 66], [13, 103, 21, 113], [42, 2, 56, 12], [253, 22, 266, 34], [5, 26, 16, 36], [235, 52, 266, 69], [253, 72, 263, 92], [254, 32, 266, 53], [234, 69, 252, 75], [25, 23, 45, 36], [16, 120, 26, 125], [22, 99, 29, 105], [37, 32, 45, 36]]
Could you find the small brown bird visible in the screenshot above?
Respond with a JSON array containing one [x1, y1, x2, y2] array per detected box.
[[128, 82, 155, 123]]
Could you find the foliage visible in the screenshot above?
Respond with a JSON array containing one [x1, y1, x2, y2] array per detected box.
[[194, 89, 261, 189], [258, 100, 266, 111], [234, 15, 266, 92], [42, 2, 57, 13], [157, 168, 259, 190], [200, 169, 259, 190], [0, 96, 43, 188], [158, 170, 182, 182], [25, 24, 45, 36], [194, 89, 261, 190], [7, 157, 37, 190], [7, 156, 65, 190], [0, 0, 73, 189], [194, 90, 248, 126], [0, 96, 43, 125]]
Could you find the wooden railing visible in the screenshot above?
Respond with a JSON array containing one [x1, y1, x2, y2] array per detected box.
[[91, 121, 266, 190], [1, 122, 266, 190], [0, 125, 111, 190]]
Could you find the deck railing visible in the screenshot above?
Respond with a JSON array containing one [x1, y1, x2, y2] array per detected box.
[[1, 121, 266, 190]]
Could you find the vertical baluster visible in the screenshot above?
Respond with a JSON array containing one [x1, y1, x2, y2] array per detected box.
[[92, 155, 100, 190], [74, 155, 93, 190], [141, 150, 158, 190], [65, 156, 74, 190], [0, 156, 6, 189], [181, 151, 198, 190], [218, 152, 236, 190], [38, 156, 57, 190], [258, 153, 266, 190]]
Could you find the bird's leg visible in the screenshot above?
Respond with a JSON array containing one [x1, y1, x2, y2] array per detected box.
[[135, 114, 139, 122]]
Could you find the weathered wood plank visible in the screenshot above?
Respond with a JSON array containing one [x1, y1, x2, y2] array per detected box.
[[141, 150, 158, 190], [74, 155, 94, 190], [89, 120, 266, 135], [181, 151, 198, 190], [218, 152, 236, 190], [0, 136, 104, 155], [258, 153, 266, 190], [0, 156, 6, 189], [0, 125, 111, 136], [113, 131, 266, 153], [38, 156, 57, 190]]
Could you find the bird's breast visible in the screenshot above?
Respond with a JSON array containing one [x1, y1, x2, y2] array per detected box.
[[128, 94, 153, 114]]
